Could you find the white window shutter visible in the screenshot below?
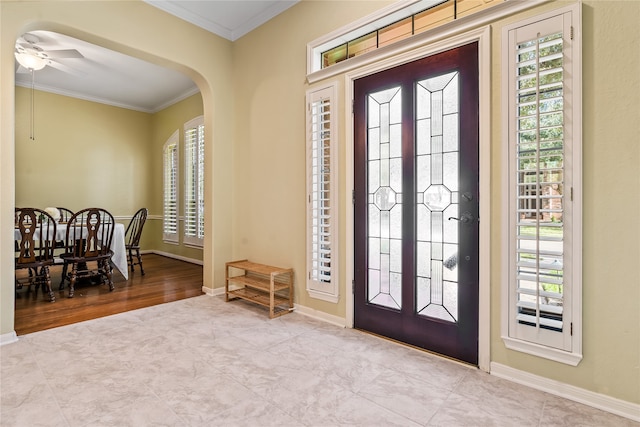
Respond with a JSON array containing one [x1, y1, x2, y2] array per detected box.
[[306, 84, 339, 302], [163, 130, 179, 243], [502, 3, 582, 365], [184, 116, 204, 247]]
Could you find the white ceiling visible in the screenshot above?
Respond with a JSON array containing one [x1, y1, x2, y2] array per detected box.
[[146, 0, 299, 42], [14, 1, 299, 113]]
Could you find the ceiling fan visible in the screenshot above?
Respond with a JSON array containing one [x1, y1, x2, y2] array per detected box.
[[15, 32, 84, 74], [15, 32, 86, 141]]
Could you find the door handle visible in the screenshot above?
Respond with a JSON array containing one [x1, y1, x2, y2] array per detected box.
[[448, 212, 473, 223]]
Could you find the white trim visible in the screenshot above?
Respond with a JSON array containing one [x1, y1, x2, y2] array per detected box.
[[344, 26, 491, 371], [15, 80, 199, 114], [308, 0, 546, 83], [307, 289, 339, 304], [202, 285, 221, 296], [293, 303, 347, 328], [145, 0, 298, 42], [115, 213, 161, 222], [184, 115, 204, 131], [183, 243, 204, 250], [150, 250, 202, 265], [491, 363, 640, 422], [0, 331, 18, 346], [501, 336, 582, 366], [477, 26, 492, 373]]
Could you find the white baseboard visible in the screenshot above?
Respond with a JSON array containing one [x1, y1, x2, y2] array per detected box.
[[0, 331, 18, 346], [490, 362, 640, 422], [196, 295, 347, 328], [202, 286, 225, 296], [293, 303, 347, 328], [147, 250, 203, 265], [202, 283, 245, 296]]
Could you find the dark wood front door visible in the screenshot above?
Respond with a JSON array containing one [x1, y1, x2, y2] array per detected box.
[[354, 42, 479, 364]]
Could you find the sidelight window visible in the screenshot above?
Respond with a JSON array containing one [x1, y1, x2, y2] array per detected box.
[[502, 4, 582, 365], [306, 84, 339, 302]]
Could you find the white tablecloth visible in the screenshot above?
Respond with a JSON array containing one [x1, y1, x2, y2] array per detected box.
[[15, 223, 128, 280]]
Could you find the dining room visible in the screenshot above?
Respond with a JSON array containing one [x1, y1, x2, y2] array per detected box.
[[14, 69, 206, 333]]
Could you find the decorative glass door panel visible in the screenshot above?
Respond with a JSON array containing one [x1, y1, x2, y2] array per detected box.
[[354, 43, 479, 365], [367, 87, 403, 310], [416, 72, 459, 323]]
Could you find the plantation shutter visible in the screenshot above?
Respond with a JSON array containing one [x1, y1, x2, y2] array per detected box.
[[306, 85, 339, 302], [184, 116, 204, 246], [507, 11, 575, 351], [163, 131, 179, 243], [197, 124, 205, 240]]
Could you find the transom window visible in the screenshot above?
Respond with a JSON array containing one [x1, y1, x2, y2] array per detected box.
[[317, 0, 500, 70]]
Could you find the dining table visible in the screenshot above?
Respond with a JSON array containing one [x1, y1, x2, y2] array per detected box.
[[14, 222, 128, 280]]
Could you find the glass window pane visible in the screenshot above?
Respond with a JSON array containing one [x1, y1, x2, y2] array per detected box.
[[348, 31, 377, 58], [322, 43, 347, 68], [414, 1, 454, 35], [379, 17, 412, 48]]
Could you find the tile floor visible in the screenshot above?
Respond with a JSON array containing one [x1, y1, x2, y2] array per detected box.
[[1, 295, 637, 426]]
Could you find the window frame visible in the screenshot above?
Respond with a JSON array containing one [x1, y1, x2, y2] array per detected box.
[[183, 115, 205, 248], [163, 130, 179, 244], [306, 83, 340, 303], [501, 3, 583, 366], [306, 0, 547, 84]]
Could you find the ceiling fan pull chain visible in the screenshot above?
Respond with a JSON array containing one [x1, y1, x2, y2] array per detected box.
[[30, 69, 35, 141]]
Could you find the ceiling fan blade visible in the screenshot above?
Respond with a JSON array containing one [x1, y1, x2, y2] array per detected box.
[[46, 60, 86, 77], [44, 49, 84, 59]]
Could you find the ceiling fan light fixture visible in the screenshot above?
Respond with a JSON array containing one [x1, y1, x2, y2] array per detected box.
[[15, 52, 47, 71]]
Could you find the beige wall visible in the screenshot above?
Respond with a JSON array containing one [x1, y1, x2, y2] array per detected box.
[[2, 0, 639, 408], [15, 87, 153, 215], [14, 87, 204, 260], [233, 0, 639, 405], [232, 0, 394, 318]]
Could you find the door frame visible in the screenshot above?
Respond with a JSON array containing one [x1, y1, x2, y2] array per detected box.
[[344, 26, 491, 371]]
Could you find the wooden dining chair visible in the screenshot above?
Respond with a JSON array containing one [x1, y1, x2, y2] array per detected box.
[[54, 207, 74, 257], [125, 207, 148, 275], [56, 207, 74, 223], [59, 208, 116, 298], [15, 208, 57, 302]]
